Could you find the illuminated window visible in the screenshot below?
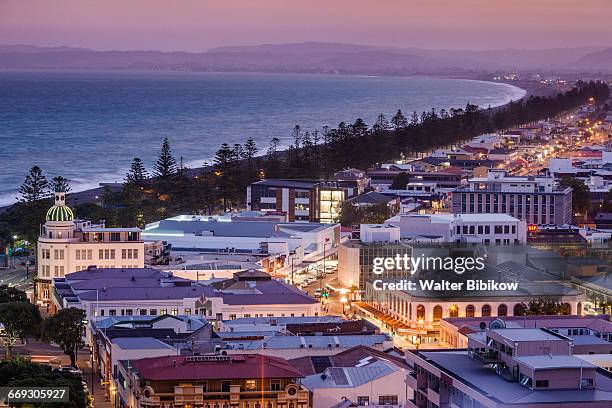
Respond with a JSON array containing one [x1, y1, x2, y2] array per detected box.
[[245, 380, 256, 390]]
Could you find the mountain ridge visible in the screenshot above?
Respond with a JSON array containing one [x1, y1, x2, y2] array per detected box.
[[0, 42, 609, 74]]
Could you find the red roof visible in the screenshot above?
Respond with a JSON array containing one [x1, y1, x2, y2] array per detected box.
[[462, 146, 488, 154], [132, 354, 304, 381], [436, 166, 463, 175]]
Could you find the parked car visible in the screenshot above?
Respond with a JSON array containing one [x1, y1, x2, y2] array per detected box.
[[56, 366, 82, 376]]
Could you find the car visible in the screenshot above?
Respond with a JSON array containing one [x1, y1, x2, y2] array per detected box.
[[56, 365, 82, 376]]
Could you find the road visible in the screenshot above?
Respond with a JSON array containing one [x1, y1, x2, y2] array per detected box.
[[0, 264, 33, 291]]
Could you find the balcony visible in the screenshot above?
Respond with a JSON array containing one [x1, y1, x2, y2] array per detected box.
[[470, 349, 501, 364]]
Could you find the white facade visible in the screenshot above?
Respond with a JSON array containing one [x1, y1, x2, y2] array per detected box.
[[142, 215, 339, 267], [303, 362, 409, 408], [360, 224, 401, 243], [37, 193, 144, 305], [384, 213, 527, 244], [52, 268, 320, 326]]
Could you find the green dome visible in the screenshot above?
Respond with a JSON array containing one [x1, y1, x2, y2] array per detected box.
[[46, 204, 74, 222]]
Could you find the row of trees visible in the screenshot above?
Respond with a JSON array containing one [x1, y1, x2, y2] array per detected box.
[[1, 81, 608, 243]]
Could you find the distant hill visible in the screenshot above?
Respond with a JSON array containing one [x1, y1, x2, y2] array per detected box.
[[576, 47, 612, 69], [0, 42, 608, 75]]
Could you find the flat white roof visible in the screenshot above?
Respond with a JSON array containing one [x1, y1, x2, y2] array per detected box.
[[394, 213, 520, 223], [515, 355, 596, 370]]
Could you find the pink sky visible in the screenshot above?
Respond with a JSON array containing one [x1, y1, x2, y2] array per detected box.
[[1, 0, 611, 51]]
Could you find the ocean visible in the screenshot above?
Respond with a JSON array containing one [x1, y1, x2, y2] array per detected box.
[[0, 70, 525, 205]]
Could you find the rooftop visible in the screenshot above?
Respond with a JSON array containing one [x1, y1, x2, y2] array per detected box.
[[490, 328, 566, 342], [514, 355, 597, 370], [412, 350, 612, 404], [301, 361, 397, 389], [224, 334, 391, 351], [112, 337, 175, 351], [130, 354, 303, 381]]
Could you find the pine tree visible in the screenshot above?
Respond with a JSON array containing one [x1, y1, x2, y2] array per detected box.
[[242, 138, 259, 179], [214, 143, 236, 211], [18, 166, 49, 204], [372, 113, 388, 133], [153, 138, 177, 178], [125, 158, 149, 186], [391, 109, 408, 128], [50, 176, 71, 194]]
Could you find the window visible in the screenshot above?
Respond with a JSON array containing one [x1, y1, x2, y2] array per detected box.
[[184, 308, 192, 315], [357, 396, 369, 406], [466, 304, 475, 317], [171, 308, 178, 315], [378, 396, 398, 405], [482, 304, 491, 317], [160, 309, 167, 315], [535, 379, 549, 388], [122, 249, 127, 259], [139, 309, 147, 316], [270, 380, 281, 391], [245, 379, 256, 390], [109, 309, 116, 316], [125, 309, 133, 316], [149, 309, 157, 315], [498, 304, 508, 316], [110, 232, 121, 242], [99, 249, 104, 259], [221, 381, 232, 392], [87, 250, 92, 260]]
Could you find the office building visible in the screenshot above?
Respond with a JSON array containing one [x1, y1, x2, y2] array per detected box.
[[337, 224, 412, 292], [451, 170, 573, 225], [385, 213, 527, 244]]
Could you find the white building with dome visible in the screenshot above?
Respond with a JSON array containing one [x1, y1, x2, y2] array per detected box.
[[37, 191, 145, 307]]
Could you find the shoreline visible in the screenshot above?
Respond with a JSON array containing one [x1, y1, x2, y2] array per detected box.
[[0, 73, 544, 210]]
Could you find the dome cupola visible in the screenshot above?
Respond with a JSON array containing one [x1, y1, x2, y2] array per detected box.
[[46, 191, 74, 222]]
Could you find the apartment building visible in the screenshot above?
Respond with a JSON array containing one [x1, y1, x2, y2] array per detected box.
[[451, 169, 573, 225], [37, 191, 144, 305], [405, 328, 612, 408], [247, 179, 355, 223]]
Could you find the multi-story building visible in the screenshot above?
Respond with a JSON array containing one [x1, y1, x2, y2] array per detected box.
[[37, 191, 144, 305], [142, 213, 340, 272], [451, 169, 573, 225], [405, 328, 612, 408], [247, 179, 354, 223], [384, 213, 527, 244], [440, 314, 612, 349], [52, 267, 320, 323], [114, 354, 309, 408], [337, 224, 412, 292], [357, 261, 584, 345]]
